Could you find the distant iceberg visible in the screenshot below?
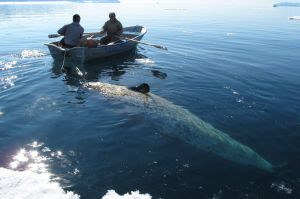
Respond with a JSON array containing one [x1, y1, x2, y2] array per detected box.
[[289, 16, 300, 20], [273, 2, 300, 7]]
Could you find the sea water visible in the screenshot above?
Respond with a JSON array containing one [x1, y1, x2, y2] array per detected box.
[[0, 0, 300, 198]]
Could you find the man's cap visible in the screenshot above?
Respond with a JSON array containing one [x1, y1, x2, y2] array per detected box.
[[109, 12, 116, 18], [73, 14, 81, 22]]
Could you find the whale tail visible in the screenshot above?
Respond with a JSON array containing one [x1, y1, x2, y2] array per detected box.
[[270, 162, 288, 174], [129, 83, 150, 94]]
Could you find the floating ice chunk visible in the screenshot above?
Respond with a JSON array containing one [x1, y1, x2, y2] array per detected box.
[[183, 163, 190, 168], [135, 58, 155, 64], [273, 2, 300, 7], [289, 16, 300, 20], [0, 167, 80, 199], [271, 181, 293, 194], [236, 99, 244, 103], [102, 190, 152, 199], [0, 167, 152, 199], [21, 50, 45, 58]]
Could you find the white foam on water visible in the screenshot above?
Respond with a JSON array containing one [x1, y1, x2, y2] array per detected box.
[[181, 30, 193, 34], [0, 75, 18, 89], [226, 32, 235, 36], [270, 181, 293, 194], [135, 58, 155, 64], [0, 60, 17, 71], [21, 50, 46, 58]]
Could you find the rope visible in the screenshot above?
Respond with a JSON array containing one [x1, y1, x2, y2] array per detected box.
[[60, 50, 67, 71]]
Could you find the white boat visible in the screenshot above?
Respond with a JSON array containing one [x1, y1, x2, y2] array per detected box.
[[45, 25, 147, 63]]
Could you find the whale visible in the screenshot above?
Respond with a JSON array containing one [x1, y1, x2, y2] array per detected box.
[[84, 81, 274, 172]]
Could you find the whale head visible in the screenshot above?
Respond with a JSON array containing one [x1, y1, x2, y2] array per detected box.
[[129, 83, 150, 94]]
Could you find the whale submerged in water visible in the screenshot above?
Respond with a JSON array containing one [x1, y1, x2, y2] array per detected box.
[[84, 82, 273, 172]]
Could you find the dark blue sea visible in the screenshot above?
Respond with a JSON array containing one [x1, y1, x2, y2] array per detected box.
[[0, 0, 300, 198]]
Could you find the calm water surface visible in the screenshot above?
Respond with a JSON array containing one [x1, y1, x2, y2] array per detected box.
[[0, 0, 300, 198]]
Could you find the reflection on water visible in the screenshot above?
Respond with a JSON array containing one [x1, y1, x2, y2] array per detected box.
[[2, 141, 81, 198], [0, 60, 17, 71], [0, 49, 46, 92], [0, 75, 18, 90], [1, 140, 152, 199], [7, 141, 83, 187], [134, 58, 154, 64], [20, 49, 45, 58], [151, 69, 167, 79], [9, 141, 58, 173], [51, 49, 167, 85]]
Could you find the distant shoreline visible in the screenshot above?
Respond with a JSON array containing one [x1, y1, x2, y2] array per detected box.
[[0, 0, 120, 2]]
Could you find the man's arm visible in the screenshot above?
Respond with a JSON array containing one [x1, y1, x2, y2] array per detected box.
[[116, 21, 123, 35], [57, 25, 67, 35], [80, 27, 84, 38], [99, 22, 107, 34]]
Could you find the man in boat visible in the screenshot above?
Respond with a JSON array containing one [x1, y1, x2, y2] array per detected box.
[[57, 14, 84, 48], [99, 12, 123, 45]]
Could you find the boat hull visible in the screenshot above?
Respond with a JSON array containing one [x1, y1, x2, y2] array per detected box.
[[45, 25, 146, 63]]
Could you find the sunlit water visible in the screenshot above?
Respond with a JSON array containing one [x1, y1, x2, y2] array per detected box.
[[1, 0, 300, 198]]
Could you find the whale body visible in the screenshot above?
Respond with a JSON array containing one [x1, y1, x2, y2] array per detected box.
[[84, 82, 273, 172]]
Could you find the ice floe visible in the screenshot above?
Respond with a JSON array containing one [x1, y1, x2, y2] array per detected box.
[[273, 2, 300, 7], [289, 16, 300, 20]]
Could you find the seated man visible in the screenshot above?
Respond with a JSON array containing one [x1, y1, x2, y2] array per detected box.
[[58, 14, 84, 48], [99, 12, 123, 45]]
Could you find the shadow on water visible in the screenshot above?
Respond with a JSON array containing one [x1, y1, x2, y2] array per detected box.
[[49, 48, 168, 106], [51, 48, 167, 84], [151, 69, 167, 79], [82, 49, 145, 81]]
